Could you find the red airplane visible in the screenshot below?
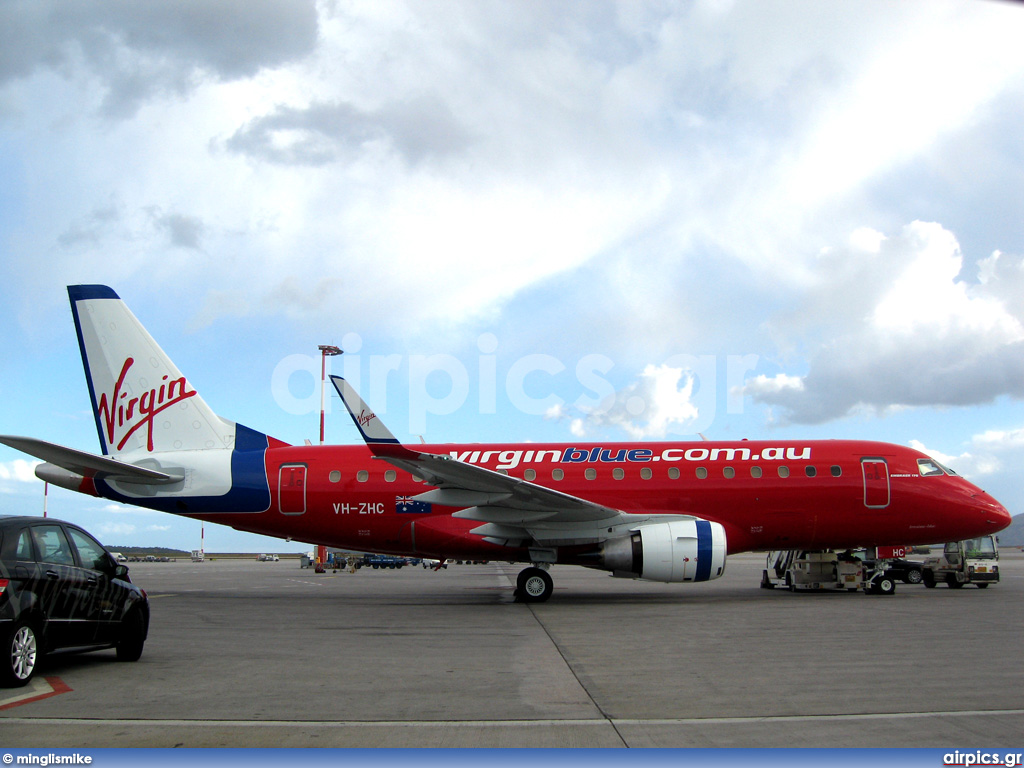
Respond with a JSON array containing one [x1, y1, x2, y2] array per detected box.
[[0, 285, 1011, 602]]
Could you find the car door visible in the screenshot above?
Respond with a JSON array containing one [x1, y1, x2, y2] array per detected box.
[[0, 526, 42, 619], [66, 526, 123, 644], [28, 524, 84, 649]]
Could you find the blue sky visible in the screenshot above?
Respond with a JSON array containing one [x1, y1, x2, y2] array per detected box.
[[2, 0, 1023, 552]]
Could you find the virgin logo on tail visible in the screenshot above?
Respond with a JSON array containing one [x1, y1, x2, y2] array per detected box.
[[96, 358, 197, 451]]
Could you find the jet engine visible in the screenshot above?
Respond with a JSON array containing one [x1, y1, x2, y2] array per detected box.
[[598, 519, 727, 583]]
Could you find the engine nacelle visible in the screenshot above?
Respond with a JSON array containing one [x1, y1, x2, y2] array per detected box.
[[599, 519, 727, 583]]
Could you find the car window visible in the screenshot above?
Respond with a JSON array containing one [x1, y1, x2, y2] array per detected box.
[[68, 528, 110, 571], [30, 525, 76, 566], [15, 528, 34, 561]]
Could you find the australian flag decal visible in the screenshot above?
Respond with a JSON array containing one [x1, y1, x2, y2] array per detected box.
[[396, 496, 431, 514]]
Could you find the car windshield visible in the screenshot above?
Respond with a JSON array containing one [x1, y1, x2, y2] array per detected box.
[[963, 537, 998, 558]]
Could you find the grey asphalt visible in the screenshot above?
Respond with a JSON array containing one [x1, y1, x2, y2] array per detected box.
[[2, 552, 1022, 747]]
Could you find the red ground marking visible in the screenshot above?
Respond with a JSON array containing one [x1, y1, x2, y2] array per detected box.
[[0, 677, 73, 710]]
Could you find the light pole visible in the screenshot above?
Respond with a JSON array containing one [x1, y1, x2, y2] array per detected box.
[[316, 345, 342, 569], [318, 345, 343, 445]]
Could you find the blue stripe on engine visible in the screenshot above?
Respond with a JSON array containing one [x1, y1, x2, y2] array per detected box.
[[695, 520, 712, 581]]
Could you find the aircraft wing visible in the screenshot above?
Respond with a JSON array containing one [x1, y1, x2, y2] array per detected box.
[[331, 377, 678, 547], [0, 435, 181, 485]]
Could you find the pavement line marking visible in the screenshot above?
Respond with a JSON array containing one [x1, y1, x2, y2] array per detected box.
[[5, 709, 1024, 728], [0, 677, 73, 711]]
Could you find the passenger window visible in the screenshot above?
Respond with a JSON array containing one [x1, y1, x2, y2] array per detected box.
[[668, 467, 680, 480], [640, 468, 652, 480], [778, 466, 790, 478], [552, 469, 564, 481], [31, 525, 75, 566], [329, 470, 342, 483], [750, 466, 762, 478], [696, 467, 708, 479], [524, 469, 537, 481], [357, 470, 369, 482], [723, 467, 735, 479], [585, 468, 597, 480], [15, 529, 34, 561], [384, 470, 397, 482], [831, 465, 842, 477], [805, 466, 816, 478], [612, 468, 624, 480], [69, 528, 110, 571]]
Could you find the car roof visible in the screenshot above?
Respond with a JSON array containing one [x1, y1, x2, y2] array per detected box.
[[0, 515, 76, 528]]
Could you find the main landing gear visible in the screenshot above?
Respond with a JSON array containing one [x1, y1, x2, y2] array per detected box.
[[515, 566, 553, 603]]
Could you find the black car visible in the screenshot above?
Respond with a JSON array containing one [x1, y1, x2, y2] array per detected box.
[[861, 557, 925, 584], [0, 516, 150, 687]]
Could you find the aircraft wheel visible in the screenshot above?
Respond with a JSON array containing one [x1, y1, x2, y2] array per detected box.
[[874, 576, 896, 596], [517, 567, 553, 603]]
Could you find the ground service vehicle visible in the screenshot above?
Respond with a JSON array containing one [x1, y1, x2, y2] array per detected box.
[[922, 536, 1000, 588], [0, 286, 1012, 603], [762, 550, 897, 594], [0, 515, 150, 687]]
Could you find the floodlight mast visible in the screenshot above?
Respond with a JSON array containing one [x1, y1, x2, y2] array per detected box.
[[316, 345, 343, 569], [318, 345, 343, 446]]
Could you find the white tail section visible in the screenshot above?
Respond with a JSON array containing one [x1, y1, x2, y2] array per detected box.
[[69, 285, 237, 457]]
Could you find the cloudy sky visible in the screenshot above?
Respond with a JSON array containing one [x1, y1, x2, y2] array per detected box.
[[2, 0, 1023, 552]]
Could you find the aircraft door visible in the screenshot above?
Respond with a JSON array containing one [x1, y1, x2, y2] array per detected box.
[[278, 464, 308, 514], [861, 457, 890, 509]]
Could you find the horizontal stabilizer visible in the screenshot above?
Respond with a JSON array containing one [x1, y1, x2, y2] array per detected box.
[[0, 435, 181, 485]]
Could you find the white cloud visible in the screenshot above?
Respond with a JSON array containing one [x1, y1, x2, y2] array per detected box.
[[909, 439, 1000, 480], [95, 522, 138, 539], [0, 459, 41, 484], [745, 222, 1024, 424], [556, 363, 701, 440], [972, 427, 1024, 451]]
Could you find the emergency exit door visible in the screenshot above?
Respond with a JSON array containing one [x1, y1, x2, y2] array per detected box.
[[861, 457, 890, 509]]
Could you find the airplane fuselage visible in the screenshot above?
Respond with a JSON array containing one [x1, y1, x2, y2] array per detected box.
[[76, 437, 1006, 564]]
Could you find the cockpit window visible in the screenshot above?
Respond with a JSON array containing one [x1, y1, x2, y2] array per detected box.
[[917, 458, 958, 477]]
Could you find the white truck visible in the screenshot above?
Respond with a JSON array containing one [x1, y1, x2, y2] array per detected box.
[[761, 549, 900, 595], [922, 536, 999, 588]]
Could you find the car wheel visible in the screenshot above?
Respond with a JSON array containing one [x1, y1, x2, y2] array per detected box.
[[905, 568, 923, 584], [2, 620, 40, 688], [116, 608, 147, 662]]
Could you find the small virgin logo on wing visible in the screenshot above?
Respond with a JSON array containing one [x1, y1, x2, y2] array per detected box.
[[96, 357, 197, 451]]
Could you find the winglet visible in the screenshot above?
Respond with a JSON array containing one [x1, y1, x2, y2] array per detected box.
[[330, 376, 401, 446]]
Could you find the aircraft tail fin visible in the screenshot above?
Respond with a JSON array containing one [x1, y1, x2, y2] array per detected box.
[[69, 285, 238, 457]]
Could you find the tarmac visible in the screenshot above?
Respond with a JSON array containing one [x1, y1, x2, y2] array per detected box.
[[2, 551, 1022, 748]]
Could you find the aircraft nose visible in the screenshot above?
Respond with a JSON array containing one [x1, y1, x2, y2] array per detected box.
[[975, 491, 1012, 533]]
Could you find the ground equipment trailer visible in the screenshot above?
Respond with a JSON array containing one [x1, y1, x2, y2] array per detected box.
[[761, 549, 901, 595], [922, 536, 1000, 588]]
